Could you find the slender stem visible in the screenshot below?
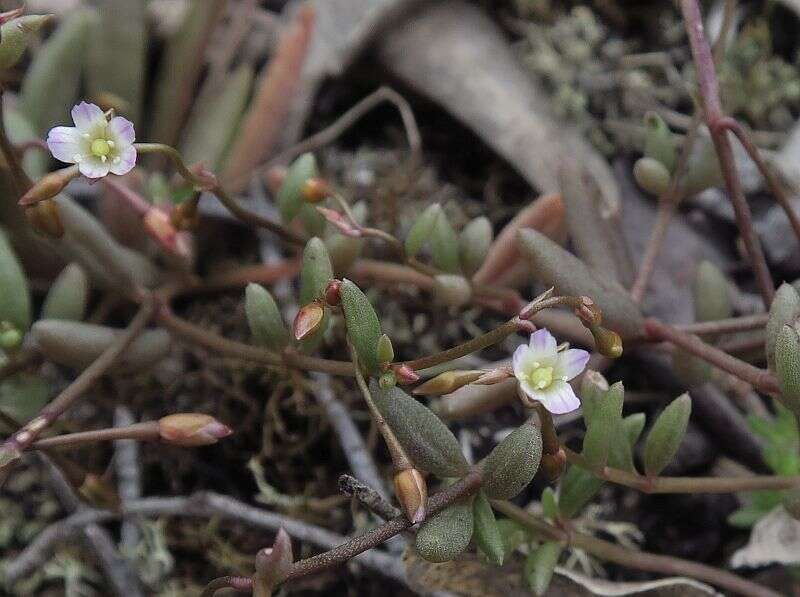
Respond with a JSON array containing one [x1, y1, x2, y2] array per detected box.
[[134, 143, 304, 246], [564, 447, 799, 493], [493, 501, 782, 597], [0, 299, 155, 468], [644, 318, 778, 393], [32, 422, 160, 450], [674, 313, 768, 336], [338, 474, 400, 520], [200, 576, 253, 597], [680, 0, 774, 307]]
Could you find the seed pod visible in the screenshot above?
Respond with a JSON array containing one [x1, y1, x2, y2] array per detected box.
[[0, 15, 52, 70], [517, 229, 644, 340], [633, 157, 671, 196], [405, 203, 441, 257], [32, 320, 170, 374], [372, 382, 469, 478], [643, 112, 677, 172], [393, 468, 427, 524], [377, 333, 394, 365], [766, 283, 800, 370], [784, 486, 800, 520], [693, 261, 732, 323], [431, 209, 461, 273], [558, 465, 604, 519], [413, 370, 483, 396], [482, 421, 543, 499], [414, 499, 474, 563], [245, 284, 288, 350], [254, 528, 293, 595], [589, 325, 623, 358], [473, 490, 504, 565], [524, 542, 563, 596], [277, 153, 318, 223], [42, 263, 89, 321], [432, 274, 472, 308], [459, 216, 493, 278], [775, 325, 800, 416], [643, 393, 692, 477], [378, 371, 396, 389], [0, 229, 31, 332], [340, 279, 382, 374]]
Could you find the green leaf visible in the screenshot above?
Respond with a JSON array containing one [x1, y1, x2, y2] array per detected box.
[[431, 209, 461, 273], [0, 229, 31, 332], [682, 137, 723, 195], [0, 15, 51, 70], [405, 203, 440, 257], [775, 325, 800, 417], [496, 518, 530, 555], [182, 64, 254, 170], [623, 412, 647, 447], [693, 261, 732, 323], [582, 381, 624, 470], [517, 229, 644, 340], [41, 263, 89, 321], [86, 0, 146, 123], [372, 383, 469, 478], [643, 394, 692, 477], [766, 283, 800, 370], [579, 369, 609, 427], [458, 216, 492, 277], [482, 421, 542, 499], [541, 486, 559, 521], [415, 499, 474, 563], [473, 491, 504, 565], [0, 374, 49, 432], [277, 153, 318, 224], [643, 112, 677, 172], [245, 284, 288, 350], [20, 10, 94, 134], [340, 279, 382, 374], [524, 542, 563, 596], [299, 237, 333, 304], [4, 105, 48, 179], [671, 348, 713, 388], [558, 465, 603, 519]]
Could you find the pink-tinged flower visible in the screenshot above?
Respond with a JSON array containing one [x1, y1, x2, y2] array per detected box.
[[46, 102, 136, 179], [512, 328, 589, 414]]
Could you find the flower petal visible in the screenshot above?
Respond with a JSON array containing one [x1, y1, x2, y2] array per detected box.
[[71, 102, 104, 131], [78, 156, 110, 179], [537, 380, 581, 414], [108, 116, 135, 146], [512, 344, 534, 377], [519, 379, 543, 403], [109, 145, 136, 175], [556, 348, 590, 381], [46, 126, 81, 164], [528, 328, 557, 361]]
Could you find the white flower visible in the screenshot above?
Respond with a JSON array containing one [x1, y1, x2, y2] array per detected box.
[[46, 102, 136, 179], [512, 328, 589, 414]]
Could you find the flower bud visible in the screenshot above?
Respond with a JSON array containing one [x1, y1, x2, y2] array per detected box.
[[293, 302, 325, 341], [19, 166, 79, 206], [633, 156, 671, 196], [392, 363, 420, 385], [25, 198, 64, 238], [0, 322, 22, 350], [574, 296, 602, 328], [143, 207, 189, 257], [377, 333, 394, 365], [393, 467, 428, 523], [323, 279, 341, 306], [317, 206, 362, 237], [378, 371, 396, 389], [158, 413, 232, 447], [301, 177, 332, 203], [432, 274, 472, 308], [254, 528, 293, 594], [539, 448, 567, 483], [589, 325, 623, 358], [412, 370, 483, 396]]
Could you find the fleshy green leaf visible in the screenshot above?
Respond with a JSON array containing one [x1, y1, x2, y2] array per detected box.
[[0, 374, 49, 432], [245, 283, 288, 350], [768, 284, 800, 370], [41, 263, 89, 321], [643, 393, 692, 477], [473, 491, 504, 565], [775, 325, 800, 417], [415, 499, 474, 563], [582, 381, 624, 470], [517, 229, 644, 340], [340, 279, 382, 374], [482, 421, 542, 499], [643, 112, 677, 172], [579, 369, 609, 427], [0, 15, 51, 70], [431, 208, 461, 273], [4, 105, 48, 178], [541, 486, 559, 521], [458, 216, 492, 277], [496, 518, 530, 555], [0, 229, 31, 332], [405, 203, 440, 257], [372, 383, 469, 478], [524, 541, 563, 596], [277, 153, 318, 224], [558, 465, 603, 519], [693, 261, 732, 323], [299, 237, 333, 304]]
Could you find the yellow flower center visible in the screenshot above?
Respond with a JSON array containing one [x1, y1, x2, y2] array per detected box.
[[91, 138, 111, 157], [528, 365, 554, 390]]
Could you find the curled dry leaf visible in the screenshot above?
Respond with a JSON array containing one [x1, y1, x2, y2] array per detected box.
[[730, 506, 800, 569]]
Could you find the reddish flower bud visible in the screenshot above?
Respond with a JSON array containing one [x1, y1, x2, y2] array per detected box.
[[301, 177, 332, 203], [323, 279, 342, 306], [316, 206, 362, 237], [143, 207, 191, 258], [158, 413, 232, 447], [393, 468, 428, 524], [254, 528, 293, 594], [25, 199, 64, 238], [293, 302, 325, 341], [392, 363, 420, 385], [19, 166, 80, 206]]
